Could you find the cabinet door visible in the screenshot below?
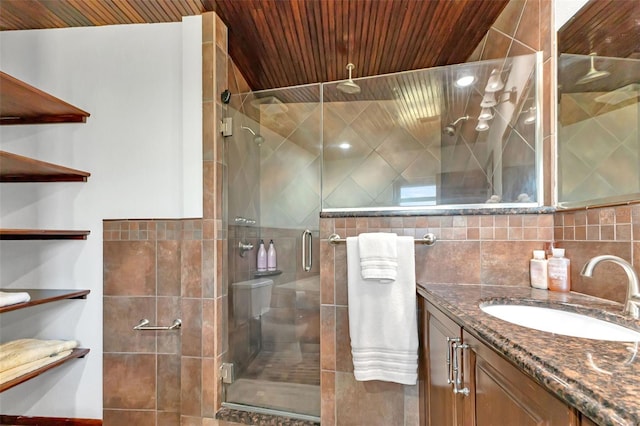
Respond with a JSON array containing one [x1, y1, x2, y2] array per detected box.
[[463, 331, 579, 426], [424, 302, 464, 426]]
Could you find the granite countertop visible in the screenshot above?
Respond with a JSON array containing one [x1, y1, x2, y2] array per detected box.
[[417, 283, 640, 426]]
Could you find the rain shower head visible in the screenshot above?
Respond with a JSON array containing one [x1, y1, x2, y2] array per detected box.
[[576, 53, 610, 85], [337, 63, 361, 94], [241, 126, 265, 146], [443, 115, 469, 136]]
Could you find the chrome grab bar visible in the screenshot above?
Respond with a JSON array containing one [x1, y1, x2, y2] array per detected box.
[[134, 318, 182, 331], [328, 232, 437, 246], [302, 229, 313, 272]]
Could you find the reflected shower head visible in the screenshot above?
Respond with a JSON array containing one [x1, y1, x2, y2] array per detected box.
[[576, 54, 610, 85], [337, 63, 361, 94], [443, 115, 469, 136], [240, 126, 264, 146]]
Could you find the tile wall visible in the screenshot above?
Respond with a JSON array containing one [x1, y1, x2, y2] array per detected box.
[[554, 204, 640, 305], [318, 213, 554, 425]]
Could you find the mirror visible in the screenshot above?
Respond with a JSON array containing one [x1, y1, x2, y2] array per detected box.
[[556, 0, 640, 209]]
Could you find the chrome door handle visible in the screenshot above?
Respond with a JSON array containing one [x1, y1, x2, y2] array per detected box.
[[301, 229, 312, 272], [452, 341, 470, 396], [446, 337, 459, 385], [134, 318, 182, 331]]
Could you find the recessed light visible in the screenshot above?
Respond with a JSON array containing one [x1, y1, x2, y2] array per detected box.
[[456, 75, 475, 88], [339, 142, 351, 150]]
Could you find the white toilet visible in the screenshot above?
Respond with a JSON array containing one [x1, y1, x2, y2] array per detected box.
[[232, 278, 273, 321]]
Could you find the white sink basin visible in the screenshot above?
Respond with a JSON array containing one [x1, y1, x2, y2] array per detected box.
[[480, 303, 640, 342]]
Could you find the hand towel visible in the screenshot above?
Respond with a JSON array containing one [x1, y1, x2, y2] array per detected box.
[[347, 236, 418, 385], [0, 291, 30, 308], [0, 339, 78, 372], [358, 232, 398, 282]]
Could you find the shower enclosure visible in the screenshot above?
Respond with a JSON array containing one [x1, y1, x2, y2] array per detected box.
[[221, 53, 540, 422], [224, 84, 322, 420]]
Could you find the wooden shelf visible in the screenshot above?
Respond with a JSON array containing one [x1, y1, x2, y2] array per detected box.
[[0, 289, 90, 314], [0, 229, 90, 240], [0, 348, 89, 393], [0, 72, 90, 125], [0, 151, 90, 182]]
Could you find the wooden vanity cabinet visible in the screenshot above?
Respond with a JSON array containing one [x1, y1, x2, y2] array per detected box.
[[420, 298, 580, 426]]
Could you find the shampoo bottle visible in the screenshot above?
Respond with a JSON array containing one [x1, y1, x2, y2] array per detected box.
[[267, 239, 277, 271], [257, 239, 267, 271], [548, 248, 570, 292], [529, 250, 548, 289]]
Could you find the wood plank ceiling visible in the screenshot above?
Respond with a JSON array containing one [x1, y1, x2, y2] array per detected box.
[[0, 0, 509, 91]]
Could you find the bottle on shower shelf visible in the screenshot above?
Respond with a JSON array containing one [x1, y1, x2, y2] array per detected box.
[[267, 239, 277, 271], [257, 239, 267, 272]]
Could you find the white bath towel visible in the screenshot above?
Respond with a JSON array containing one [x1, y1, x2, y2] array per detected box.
[[347, 236, 418, 385], [358, 232, 398, 282], [0, 291, 30, 308]]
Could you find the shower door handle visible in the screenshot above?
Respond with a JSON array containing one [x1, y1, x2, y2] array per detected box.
[[301, 229, 312, 272]]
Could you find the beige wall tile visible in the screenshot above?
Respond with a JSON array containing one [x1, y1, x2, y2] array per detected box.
[[104, 241, 156, 296], [104, 353, 156, 409]]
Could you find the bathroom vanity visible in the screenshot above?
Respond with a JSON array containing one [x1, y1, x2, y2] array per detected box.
[[418, 283, 640, 426]]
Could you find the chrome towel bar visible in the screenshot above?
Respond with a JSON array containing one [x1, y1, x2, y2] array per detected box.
[[328, 233, 437, 246], [134, 318, 182, 331]]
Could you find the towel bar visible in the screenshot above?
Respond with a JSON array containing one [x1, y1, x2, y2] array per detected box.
[[328, 233, 436, 246], [133, 318, 182, 331]]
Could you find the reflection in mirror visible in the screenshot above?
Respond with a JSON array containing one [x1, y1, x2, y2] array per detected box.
[[321, 54, 541, 212], [556, 0, 640, 209]]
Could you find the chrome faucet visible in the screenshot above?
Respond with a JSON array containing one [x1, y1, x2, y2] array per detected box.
[[580, 255, 640, 319]]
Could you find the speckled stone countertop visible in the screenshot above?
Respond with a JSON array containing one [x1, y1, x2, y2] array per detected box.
[[417, 283, 640, 426]]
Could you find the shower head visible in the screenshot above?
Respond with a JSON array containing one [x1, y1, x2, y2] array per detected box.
[[240, 125, 264, 146], [576, 54, 610, 85], [337, 63, 361, 94], [443, 115, 470, 136]]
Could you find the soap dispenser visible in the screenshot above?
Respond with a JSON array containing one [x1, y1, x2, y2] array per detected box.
[[267, 239, 277, 271], [257, 239, 267, 272], [530, 250, 548, 289], [548, 248, 570, 292]]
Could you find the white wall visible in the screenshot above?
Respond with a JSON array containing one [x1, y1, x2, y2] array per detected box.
[[0, 17, 202, 418]]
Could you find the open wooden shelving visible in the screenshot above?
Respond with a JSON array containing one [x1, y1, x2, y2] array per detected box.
[[0, 151, 90, 182], [0, 289, 90, 314], [0, 72, 90, 125], [0, 229, 90, 240], [0, 71, 92, 407], [0, 348, 90, 393]]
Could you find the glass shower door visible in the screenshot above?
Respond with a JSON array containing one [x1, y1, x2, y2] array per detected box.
[[224, 84, 321, 420]]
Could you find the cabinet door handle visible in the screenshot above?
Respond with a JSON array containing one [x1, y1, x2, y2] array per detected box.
[[452, 342, 470, 396], [446, 337, 459, 385]]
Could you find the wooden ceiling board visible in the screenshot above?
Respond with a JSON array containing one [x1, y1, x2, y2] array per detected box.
[[559, 0, 640, 59], [1, 0, 510, 91]]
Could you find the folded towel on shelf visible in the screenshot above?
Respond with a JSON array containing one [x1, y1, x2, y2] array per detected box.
[[357, 232, 398, 282], [0, 339, 78, 373], [0, 291, 31, 307], [347, 236, 418, 385], [0, 350, 73, 385]]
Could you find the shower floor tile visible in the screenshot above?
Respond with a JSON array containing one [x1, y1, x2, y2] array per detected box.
[[243, 350, 320, 386]]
